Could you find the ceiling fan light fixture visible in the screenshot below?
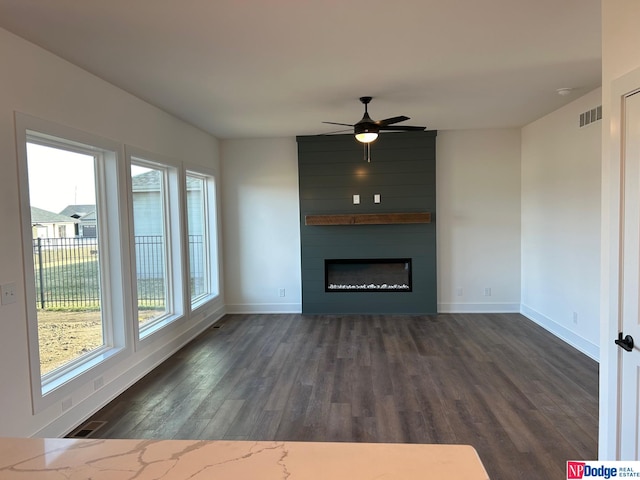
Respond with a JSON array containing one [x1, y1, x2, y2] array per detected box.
[[354, 120, 379, 143], [355, 131, 379, 143]]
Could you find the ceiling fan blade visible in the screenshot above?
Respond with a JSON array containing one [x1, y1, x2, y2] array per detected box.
[[376, 115, 410, 126], [320, 98, 427, 139], [322, 121, 354, 127], [319, 128, 353, 135], [379, 125, 427, 131]]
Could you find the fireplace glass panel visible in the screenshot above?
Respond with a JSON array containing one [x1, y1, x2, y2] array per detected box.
[[325, 258, 412, 292]]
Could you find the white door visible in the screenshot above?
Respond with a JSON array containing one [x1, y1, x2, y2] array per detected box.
[[618, 90, 640, 459]]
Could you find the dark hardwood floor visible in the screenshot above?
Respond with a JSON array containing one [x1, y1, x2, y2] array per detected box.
[[80, 313, 598, 479]]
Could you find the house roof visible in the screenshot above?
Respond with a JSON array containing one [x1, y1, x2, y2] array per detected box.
[[31, 206, 78, 224], [80, 211, 97, 222], [59, 204, 95, 217], [131, 170, 160, 192], [0, 1, 601, 136], [132, 170, 202, 191]]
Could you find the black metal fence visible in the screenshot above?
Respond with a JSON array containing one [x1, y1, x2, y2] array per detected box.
[[133, 235, 166, 309], [33, 237, 100, 310], [33, 235, 204, 310], [188, 234, 205, 299]]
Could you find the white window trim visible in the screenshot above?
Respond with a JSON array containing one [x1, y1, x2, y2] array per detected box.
[[125, 146, 186, 345], [14, 112, 133, 413], [184, 164, 221, 312]]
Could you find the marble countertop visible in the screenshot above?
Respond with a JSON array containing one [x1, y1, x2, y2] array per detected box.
[[0, 437, 490, 479]]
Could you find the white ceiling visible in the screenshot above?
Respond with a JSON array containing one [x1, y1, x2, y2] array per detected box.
[[0, 0, 601, 138]]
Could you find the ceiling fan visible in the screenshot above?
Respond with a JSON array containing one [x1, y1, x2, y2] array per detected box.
[[323, 96, 426, 142], [323, 96, 426, 161]]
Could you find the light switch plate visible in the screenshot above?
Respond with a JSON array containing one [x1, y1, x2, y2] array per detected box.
[[1, 283, 17, 305], [353, 194, 360, 204], [374, 194, 381, 204]]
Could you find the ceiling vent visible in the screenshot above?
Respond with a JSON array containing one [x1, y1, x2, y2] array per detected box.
[[580, 105, 602, 127]]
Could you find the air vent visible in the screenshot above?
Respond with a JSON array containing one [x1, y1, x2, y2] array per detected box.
[[66, 420, 107, 438], [580, 105, 602, 127]]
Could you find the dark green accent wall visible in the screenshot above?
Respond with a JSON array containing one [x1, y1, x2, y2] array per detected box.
[[297, 131, 437, 314]]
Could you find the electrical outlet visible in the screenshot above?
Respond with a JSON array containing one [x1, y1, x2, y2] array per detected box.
[[353, 194, 360, 205], [573, 312, 578, 324], [279, 288, 285, 297], [484, 287, 491, 296], [456, 288, 463, 297], [1, 283, 17, 305]]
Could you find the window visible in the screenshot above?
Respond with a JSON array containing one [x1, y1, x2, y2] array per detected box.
[[186, 171, 219, 307], [16, 115, 220, 412], [16, 114, 129, 411], [129, 151, 184, 339], [26, 142, 105, 376]]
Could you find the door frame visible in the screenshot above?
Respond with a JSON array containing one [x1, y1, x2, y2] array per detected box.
[[600, 65, 640, 459]]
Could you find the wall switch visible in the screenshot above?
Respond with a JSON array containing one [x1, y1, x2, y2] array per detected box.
[[353, 194, 360, 205], [279, 288, 285, 297], [573, 312, 578, 324], [484, 287, 491, 296], [374, 194, 381, 204], [1, 283, 17, 305]]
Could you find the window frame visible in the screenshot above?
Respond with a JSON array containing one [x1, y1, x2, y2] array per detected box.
[[126, 147, 186, 344], [15, 113, 133, 413], [185, 167, 220, 310]]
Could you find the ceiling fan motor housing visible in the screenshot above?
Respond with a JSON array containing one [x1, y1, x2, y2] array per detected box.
[[355, 117, 379, 135], [355, 96, 378, 134]]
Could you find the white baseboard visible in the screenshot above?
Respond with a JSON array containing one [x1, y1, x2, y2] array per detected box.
[[520, 304, 599, 362], [438, 302, 520, 313], [225, 303, 302, 314]]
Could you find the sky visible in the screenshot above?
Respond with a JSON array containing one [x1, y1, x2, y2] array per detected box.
[[26, 143, 96, 214], [26, 143, 152, 214]]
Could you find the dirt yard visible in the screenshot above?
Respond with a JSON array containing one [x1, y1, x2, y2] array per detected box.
[[37, 309, 164, 375], [37, 310, 103, 375]]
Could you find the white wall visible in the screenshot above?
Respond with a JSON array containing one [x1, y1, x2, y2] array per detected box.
[[0, 28, 222, 437], [521, 88, 602, 360], [222, 132, 522, 314], [221, 138, 302, 313], [436, 129, 522, 312], [599, 0, 640, 459]]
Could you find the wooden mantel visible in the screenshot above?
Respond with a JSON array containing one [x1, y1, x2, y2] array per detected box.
[[305, 212, 431, 226]]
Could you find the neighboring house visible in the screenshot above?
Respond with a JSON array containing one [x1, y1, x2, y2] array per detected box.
[[59, 204, 97, 237], [131, 170, 163, 236], [131, 170, 203, 236], [131, 170, 204, 279], [30, 206, 78, 239]]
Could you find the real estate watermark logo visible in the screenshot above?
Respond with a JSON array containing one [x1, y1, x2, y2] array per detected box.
[[568, 462, 586, 478], [567, 461, 640, 479]]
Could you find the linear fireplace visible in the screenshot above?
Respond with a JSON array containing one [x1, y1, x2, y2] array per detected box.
[[325, 258, 412, 292]]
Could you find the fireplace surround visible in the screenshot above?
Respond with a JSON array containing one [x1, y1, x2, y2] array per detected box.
[[297, 131, 437, 314]]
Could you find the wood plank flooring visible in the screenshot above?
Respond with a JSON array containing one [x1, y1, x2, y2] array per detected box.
[[81, 313, 598, 479]]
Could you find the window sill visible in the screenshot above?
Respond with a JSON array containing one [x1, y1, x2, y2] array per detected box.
[[42, 346, 124, 397]]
